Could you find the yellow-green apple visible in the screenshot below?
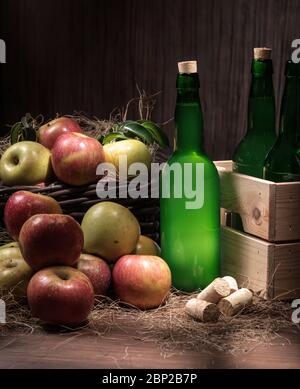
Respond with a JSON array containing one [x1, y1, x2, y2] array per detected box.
[[76, 253, 111, 296], [81, 202, 140, 263], [0, 244, 21, 259], [103, 139, 152, 174], [0, 141, 53, 186], [27, 266, 94, 326], [0, 246, 33, 297], [0, 242, 19, 251], [4, 191, 62, 241], [38, 117, 83, 150], [19, 214, 83, 270], [112, 255, 171, 309], [51, 133, 105, 186], [133, 235, 161, 256]]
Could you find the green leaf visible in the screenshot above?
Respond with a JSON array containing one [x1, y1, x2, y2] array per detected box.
[[97, 134, 104, 143], [10, 122, 23, 144], [138, 120, 170, 148], [120, 121, 155, 144], [102, 132, 129, 145]]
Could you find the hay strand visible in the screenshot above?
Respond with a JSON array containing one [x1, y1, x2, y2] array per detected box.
[[1, 290, 298, 355]]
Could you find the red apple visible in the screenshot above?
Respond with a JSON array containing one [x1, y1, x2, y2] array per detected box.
[[76, 253, 111, 296], [38, 117, 83, 149], [4, 191, 62, 241], [27, 266, 94, 326], [19, 214, 83, 270], [51, 133, 105, 186], [113, 255, 171, 309]]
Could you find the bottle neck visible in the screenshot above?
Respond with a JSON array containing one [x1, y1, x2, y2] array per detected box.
[[280, 75, 300, 143], [175, 73, 203, 152], [247, 59, 275, 134]]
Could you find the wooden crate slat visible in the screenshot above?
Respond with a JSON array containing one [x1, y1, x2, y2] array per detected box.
[[273, 243, 300, 299], [215, 160, 300, 242], [221, 226, 300, 300], [274, 183, 300, 241], [215, 161, 275, 241], [221, 226, 273, 297]]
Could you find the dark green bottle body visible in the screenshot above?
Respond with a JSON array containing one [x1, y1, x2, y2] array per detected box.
[[233, 59, 276, 178], [160, 72, 220, 292], [264, 61, 300, 182]]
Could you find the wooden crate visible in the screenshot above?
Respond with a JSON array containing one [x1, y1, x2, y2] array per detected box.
[[221, 226, 300, 300], [214, 160, 300, 300], [215, 160, 300, 242]]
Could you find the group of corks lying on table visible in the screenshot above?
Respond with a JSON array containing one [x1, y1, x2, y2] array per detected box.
[[185, 277, 253, 322]]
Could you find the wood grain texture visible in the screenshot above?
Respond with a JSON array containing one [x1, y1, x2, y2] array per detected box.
[[215, 160, 300, 242], [215, 160, 275, 240], [0, 329, 299, 368], [1, 0, 300, 159], [221, 226, 273, 297], [221, 226, 300, 299], [275, 183, 300, 241], [274, 242, 300, 299]]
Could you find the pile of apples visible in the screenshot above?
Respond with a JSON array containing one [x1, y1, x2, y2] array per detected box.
[[0, 116, 171, 326], [1, 191, 171, 326], [0, 117, 152, 187]]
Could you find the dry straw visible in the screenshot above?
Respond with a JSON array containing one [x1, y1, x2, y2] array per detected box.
[[1, 290, 298, 355]]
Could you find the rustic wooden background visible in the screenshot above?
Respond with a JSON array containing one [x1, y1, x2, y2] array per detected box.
[[0, 0, 299, 159]]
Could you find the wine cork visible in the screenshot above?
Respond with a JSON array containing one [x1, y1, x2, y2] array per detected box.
[[197, 277, 231, 303], [178, 61, 197, 74], [222, 276, 238, 294], [218, 288, 253, 316], [253, 47, 272, 60], [185, 298, 220, 323]]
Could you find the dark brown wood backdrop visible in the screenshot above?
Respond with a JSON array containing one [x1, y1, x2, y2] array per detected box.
[[0, 0, 300, 159]]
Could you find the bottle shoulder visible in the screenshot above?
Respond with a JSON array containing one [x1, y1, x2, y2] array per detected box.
[[233, 131, 276, 162], [166, 150, 216, 166], [164, 151, 219, 179], [265, 136, 299, 166]]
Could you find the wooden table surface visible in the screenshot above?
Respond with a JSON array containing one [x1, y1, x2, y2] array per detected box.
[[0, 328, 299, 369]]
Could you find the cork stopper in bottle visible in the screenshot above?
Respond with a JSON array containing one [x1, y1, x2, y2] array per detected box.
[[178, 61, 197, 74], [253, 47, 272, 60]]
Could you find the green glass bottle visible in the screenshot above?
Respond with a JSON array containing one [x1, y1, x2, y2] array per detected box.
[[264, 60, 300, 182], [160, 61, 220, 292], [233, 48, 276, 178]]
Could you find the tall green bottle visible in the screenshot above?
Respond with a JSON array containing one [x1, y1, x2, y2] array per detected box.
[[264, 60, 300, 182], [160, 61, 220, 292], [233, 48, 276, 178]]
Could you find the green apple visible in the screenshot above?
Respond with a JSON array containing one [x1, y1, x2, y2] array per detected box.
[[0, 141, 53, 186], [0, 242, 19, 251], [0, 246, 33, 297], [0, 245, 21, 259], [132, 235, 161, 256], [81, 202, 140, 263], [103, 139, 152, 174]]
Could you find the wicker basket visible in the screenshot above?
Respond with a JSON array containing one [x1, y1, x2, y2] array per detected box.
[[0, 139, 168, 244], [0, 179, 160, 243]]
